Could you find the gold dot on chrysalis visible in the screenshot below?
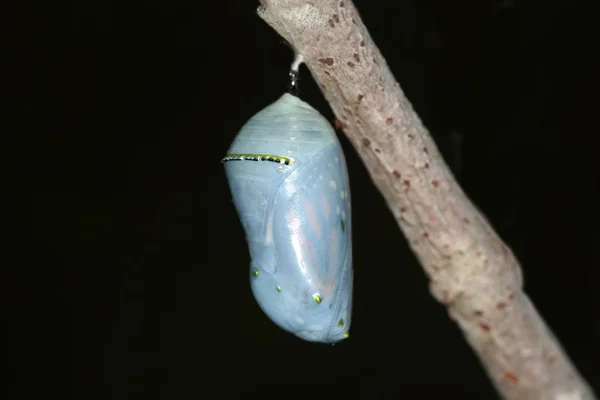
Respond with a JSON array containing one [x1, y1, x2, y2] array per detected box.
[[252, 268, 259, 277], [313, 293, 323, 304], [344, 332, 350, 339], [276, 285, 281, 293], [337, 318, 345, 327]]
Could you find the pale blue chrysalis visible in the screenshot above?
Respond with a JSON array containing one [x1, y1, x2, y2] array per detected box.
[[222, 57, 353, 343]]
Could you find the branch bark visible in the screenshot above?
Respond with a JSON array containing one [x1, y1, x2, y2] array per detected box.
[[257, 1, 596, 399]]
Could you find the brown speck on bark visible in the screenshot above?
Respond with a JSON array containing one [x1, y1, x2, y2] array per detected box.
[[503, 372, 519, 383], [357, 94, 364, 102], [318, 57, 334, 66], [408, 133, 414, 139], [424, 163, 429, 169], [393, 170, 401, 179], [333, 14, 340, 24], [353, 53, 360, 62], [400, 207, 407, 213], [386, 117, 393, 125], [339, 1, 344, 7], [347, 61, 355, 68], [360, 40, 365, 46], [352, 18, 356, 24], [509, 293, 516, 300], [463, 217, 470, 224], [423, 147, 429, 154], [443, 291, 455, 306], [479, 322, 491, 332], [474, 310, 484, 317], [324, 70, 331, 77], [372, 57, 378, 64], [362, 138, 371, 146], [328, 19, 335, 28], [374, 148, 381, 153], [432, 180, 439, 187], [356, 119, 363, 126], [334, 119, 347, 130], [423, 232, 429, 239], [403, 180, 410, 188], [497, 302, 507, 310]]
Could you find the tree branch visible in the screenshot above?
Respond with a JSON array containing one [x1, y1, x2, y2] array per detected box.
[[257, 1, 597, 399]]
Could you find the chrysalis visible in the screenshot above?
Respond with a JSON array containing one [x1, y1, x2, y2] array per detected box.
[[222, 57, 353, 343]]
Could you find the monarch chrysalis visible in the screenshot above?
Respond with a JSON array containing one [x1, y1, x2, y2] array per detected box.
[[222, 61, 353, 344]]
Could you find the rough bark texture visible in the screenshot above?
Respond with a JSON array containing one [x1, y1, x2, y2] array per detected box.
[[257, 1, 597, 399]]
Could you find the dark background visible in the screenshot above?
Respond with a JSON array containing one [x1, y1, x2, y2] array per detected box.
[[6, 0, 599, 398]]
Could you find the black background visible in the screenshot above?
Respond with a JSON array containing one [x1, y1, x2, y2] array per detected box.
[[7, 0, 599, 398]]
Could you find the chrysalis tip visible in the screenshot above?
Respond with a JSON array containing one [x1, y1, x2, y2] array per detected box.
[[290, 53, 304, 73], [287, 53, 305, 97]]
